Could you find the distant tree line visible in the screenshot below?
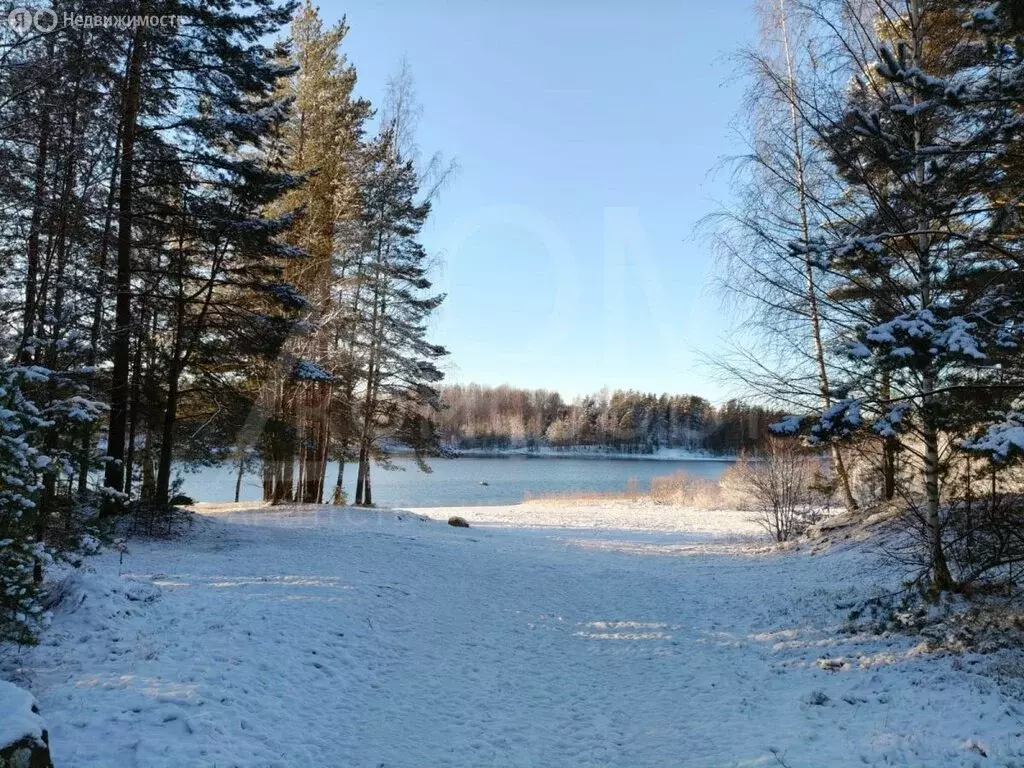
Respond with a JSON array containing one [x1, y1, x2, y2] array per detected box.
[[438, 384, 780, 455]]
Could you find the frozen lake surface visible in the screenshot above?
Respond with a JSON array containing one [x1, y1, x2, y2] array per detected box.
[[179, 456, 734, 507]]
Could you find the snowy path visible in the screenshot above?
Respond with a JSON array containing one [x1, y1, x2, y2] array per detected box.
[[13, 506, 1024, 767]]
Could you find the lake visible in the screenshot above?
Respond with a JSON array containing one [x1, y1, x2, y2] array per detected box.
[[179, 456, 734, 508]]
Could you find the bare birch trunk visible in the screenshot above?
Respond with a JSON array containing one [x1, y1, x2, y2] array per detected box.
[[910, 0, 952, 589], [777, 0, 858, 511]]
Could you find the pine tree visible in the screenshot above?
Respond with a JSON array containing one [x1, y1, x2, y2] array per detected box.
[[352, 128, 448, 505], [258, 2, 371, 505], [70, 0, 301, 512]]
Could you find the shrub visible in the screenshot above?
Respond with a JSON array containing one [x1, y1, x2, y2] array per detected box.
[[727, 438, 821, 542]]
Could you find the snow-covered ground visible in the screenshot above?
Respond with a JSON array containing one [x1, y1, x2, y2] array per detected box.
[[413, 499, 765, 537], [5, 501, 1024, 767]]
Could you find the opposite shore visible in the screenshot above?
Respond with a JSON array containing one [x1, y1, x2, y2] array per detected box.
[[440, 445, 739, 462]]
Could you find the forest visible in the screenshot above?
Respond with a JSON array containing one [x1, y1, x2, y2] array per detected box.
[[437, 384, 779, 455], [0, 0, 452, 641]]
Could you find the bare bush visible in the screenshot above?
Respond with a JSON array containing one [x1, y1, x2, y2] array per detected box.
[[937, 461, 1024, 588], [945, 494, 1024, 587], [726, 439, 822, 542], [876, 455, 1024, 591]]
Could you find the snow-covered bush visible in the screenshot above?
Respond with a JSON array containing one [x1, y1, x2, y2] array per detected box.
[[0, 363, 49, 643]]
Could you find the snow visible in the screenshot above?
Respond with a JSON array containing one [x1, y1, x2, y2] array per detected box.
[[291, 359, 334, 382], [770, 414, 803, 434], [846, 341, 872, 359], [863, 311, 986, 361], [965, 4, 1000, 31], [873, 402, 912, 438], [963, 412, 1024, 462], [6, 503, 1024, 766], [0, 679, 45, 748], [936, 316, 987, 360], [806, 398, 863, 443], [18, 366, 51, 383], [891, 100, 938, 116]]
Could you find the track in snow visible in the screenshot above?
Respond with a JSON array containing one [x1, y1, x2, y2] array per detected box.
[[16, 506, 1023, 767]]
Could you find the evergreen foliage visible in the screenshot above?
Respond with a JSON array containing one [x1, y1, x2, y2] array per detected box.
[[0, 0, 451, 638], [0, 360, 49, 643], [720, 0, 1024, 589]]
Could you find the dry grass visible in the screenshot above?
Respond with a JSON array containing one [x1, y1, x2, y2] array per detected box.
[[523, 470, 743, 509], [522, 477, 646, 505], [650, 470, 730, 508]]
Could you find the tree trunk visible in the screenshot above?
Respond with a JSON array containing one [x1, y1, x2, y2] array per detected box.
[[154, 365, 180, 507], [302, 385, 330, 503], [354, 444, 366, 505], [277, 455, 294, 503], [910, 0, 951, 590], [363, 461, 372, 506], [880, 370, 897, 501], [262, 454, 275, 502], [965, 455, 973, 520], [272, 381, 295, 504], [102, 25, 146, 514], [140, 427, 156, 502], [272, 453, 286, 503], [235, 455, 246, 503], [78, 118, 123, 496], [122, 306, 148, 500], [296, 392, 307, 501], [332, 451, 346, 505], [19, 40, 54, 363], [317, 421, 330, 504], [777, 0, 857, 512], [922, 401, 953, 589], [882, 438, 897, 501]]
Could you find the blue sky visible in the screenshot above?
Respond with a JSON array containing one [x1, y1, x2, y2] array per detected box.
[[321, 0, 758, 403]]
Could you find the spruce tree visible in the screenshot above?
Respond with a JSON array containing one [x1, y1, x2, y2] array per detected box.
[[76, 0, 301, 511], [786, 0, 1024, 588], [0, 360, 49, 642]]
